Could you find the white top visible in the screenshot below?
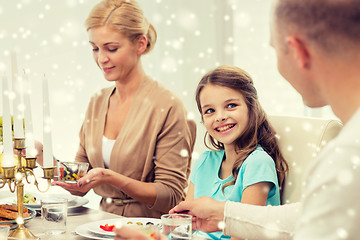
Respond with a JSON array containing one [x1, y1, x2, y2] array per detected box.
[[102, 136, 116, 169], [224, 201, 301, 239], [224, 108, 360, 240]]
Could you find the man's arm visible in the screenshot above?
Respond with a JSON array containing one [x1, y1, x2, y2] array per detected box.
[[224, 201, 301, 240]]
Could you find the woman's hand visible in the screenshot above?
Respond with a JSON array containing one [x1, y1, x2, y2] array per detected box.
[[52, 168, 109, 196], [76, 168, 109, 189], [51, 181, 87, 196]]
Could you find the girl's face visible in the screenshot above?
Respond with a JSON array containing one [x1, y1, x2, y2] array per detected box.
[[88, 26, 140, 82], [200, 84, 249, 148]]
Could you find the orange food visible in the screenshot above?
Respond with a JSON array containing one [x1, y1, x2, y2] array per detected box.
[[0, 204, 30, 221]]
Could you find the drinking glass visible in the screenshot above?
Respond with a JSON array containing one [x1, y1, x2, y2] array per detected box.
[[161, 214, 192, 240], [0, 225, 9, 240], [41, 198, 68, 235]]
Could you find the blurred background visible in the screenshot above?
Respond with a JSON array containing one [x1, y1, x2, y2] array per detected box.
[[0, 0, 336, 207]]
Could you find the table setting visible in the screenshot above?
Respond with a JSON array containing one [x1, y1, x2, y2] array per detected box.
[[1, 191, 89, 211], [75, 217, 162, 240], [0, 184, 203, 240], [0, 52, 208, 240], [0, 153, 93, 239], [72, 213, 197, 240], [0, 204, 37, 230]]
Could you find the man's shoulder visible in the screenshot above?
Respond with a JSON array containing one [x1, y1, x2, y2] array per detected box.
[[332, 108, 360, 147]]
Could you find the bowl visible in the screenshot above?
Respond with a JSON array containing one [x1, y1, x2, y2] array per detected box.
[[57, 162, 89, 183]]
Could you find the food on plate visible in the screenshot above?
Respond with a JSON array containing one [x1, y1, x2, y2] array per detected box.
[[23, 193, 36, 204], [97, 219, 159, 239], [1, 204, 28, 213], [100, 224, 115, 232], [126, 221, 144, 225], [0, 204, 30, 221]]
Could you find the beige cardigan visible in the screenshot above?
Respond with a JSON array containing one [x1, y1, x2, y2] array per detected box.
[[76, 78, 196, 218]]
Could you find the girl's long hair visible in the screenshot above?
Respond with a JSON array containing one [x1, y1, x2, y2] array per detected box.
[[195, 65, 288, 198]]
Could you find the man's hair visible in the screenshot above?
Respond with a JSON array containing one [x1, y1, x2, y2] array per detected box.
[[275, 0, 360, 52]]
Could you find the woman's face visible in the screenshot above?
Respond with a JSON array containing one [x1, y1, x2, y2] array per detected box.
[[88, 26, 140, 82], [199, 84, 249, 148]]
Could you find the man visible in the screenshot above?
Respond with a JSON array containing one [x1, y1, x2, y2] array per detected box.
[[115, 0, 360, 239]]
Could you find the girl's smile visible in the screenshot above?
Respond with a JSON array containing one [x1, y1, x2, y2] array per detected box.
[[200, 83, 249, 147], [215, 123, 237, 133]]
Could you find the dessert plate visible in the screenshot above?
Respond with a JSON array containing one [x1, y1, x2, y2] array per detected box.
[[76, 217, 161, 239]]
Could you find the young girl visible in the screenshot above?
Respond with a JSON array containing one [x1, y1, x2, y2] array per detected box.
[[187, 65, 288, 240]]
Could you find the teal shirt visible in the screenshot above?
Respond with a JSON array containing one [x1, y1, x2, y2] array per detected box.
[[190, 146, 280, 240]]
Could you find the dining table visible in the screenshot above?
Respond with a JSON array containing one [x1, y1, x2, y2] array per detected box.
[[0, 184, 123, 240], [0, 183, 207, 240], [24, 205, 120, 240]]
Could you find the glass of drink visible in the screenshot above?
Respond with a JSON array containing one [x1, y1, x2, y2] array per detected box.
[[41, 198, 68, 235], [161, 214, 192, 240], [0, 225, 9, 239]]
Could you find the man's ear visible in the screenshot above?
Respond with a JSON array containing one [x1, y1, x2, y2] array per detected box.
[[286, 36, 311, 69], [136, 35, 148, 55]]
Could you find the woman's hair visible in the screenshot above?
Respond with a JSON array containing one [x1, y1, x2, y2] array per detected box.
[[85, 0, 157, 54], [195, 65, 288, 197]]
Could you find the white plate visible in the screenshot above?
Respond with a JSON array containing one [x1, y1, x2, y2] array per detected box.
[[1, 193, 41, 207], [76, 217, 161, 239], [28, 196, 88, 211], [75, 223, 114, 240], [1, 194, 86, 210], [67, 197, 89, 209]]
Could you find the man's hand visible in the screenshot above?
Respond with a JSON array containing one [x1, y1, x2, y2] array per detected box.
[[169, 196, 225, 233]]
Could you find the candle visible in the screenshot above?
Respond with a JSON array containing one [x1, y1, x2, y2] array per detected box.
[[2, 75, 15, 167], [11, 51, 25, 139], [42, 75, 53, 167], [23, 70, 36, 158]]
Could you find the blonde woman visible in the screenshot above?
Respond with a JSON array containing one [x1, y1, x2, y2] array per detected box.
[[54, 0, 196, 218]]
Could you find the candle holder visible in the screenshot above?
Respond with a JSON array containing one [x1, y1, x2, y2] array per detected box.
[[0, 138, 55, 240]]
